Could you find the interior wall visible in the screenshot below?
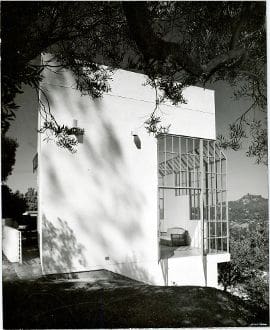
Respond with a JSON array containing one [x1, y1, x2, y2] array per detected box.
[[163, 189, 201, 248]]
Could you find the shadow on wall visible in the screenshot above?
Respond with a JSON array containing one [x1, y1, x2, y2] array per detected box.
[[41, 68, 150, 276], [114, 255, 155, 285], [42, 215, 87, 274]]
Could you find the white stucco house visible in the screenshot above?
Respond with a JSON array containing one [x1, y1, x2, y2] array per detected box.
[[36, 54, 230, 287]]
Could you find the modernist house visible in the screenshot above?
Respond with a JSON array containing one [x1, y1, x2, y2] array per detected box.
[[35, 54, 230, 287]]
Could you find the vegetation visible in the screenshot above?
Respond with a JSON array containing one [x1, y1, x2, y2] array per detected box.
[[218, 194, 269, 320], [229, 193, 268, 223], [2, 2, 266, 161], [1, 135, 19, 182], [24, 188, 38, 211], [3, 279, 261, 328], [2, 185, 27, 220], [1, 133, 27, 220]]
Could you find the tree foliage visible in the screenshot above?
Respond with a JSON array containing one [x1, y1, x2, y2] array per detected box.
[[219, 223, 269, 314], [24, 188, 38, 211], [1, 135, 19, 182], [2, 2, 266, 160], [2, 185, 27, 220]]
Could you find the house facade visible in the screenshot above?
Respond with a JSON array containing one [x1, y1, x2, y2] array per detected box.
[[37, 54, 230, 287]]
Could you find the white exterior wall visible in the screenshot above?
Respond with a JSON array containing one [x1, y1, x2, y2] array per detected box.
[[38, 54, 219, 285], [167, 252, 230, 288], [2, 226, 22, 263]]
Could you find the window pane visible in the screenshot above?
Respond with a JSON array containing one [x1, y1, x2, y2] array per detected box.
[[210, 222, 215, 236], [181, 154, 188, 169], [217, 174, 222, 190], [215, 160, 219, 174], [216, 203, 221, 220], [221, 158, 226, 174], [181, 171, 187, 187], [204, 205, 208, 220], [210, 238, 216, 250], [209, 158, 215, 172], [173, 136, 180, 153], [222, 202, 227, 220], [203, 140, 208, 156], [188, 154, 194, 171], [216, 191, 221, 203], [166, 135, 172, 152], [222, 238, 228, 252], [158, 136, 166, 152], [187, 138, 193, 154], [222, 174, 226, 190], [194, 138, 200, 154], [215, 144, 220, 159], [195, 154, 200, 169], [210, 206, 215, 220], [222, 222, 227, 236], [209, 141, 215, 157], [181, 137, 187, 154], [216, 222, 222, 237], [190, 189, 200, 220]]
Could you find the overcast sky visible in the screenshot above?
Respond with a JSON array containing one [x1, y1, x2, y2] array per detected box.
[[6, 77, 268, 201]]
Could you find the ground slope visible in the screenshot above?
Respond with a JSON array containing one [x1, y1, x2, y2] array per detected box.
[[3, 274, 263, 328]]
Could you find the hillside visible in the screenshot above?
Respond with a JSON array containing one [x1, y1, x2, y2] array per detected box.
[[3, 278, 264, 328], [229, 194, 268, 227]]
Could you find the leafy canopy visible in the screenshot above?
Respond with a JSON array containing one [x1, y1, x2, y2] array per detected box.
[[2, 185, 27, 220], [1, 2, 266, 162], [1, 136, 19, 182]]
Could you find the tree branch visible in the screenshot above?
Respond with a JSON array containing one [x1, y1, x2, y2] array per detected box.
[[229, 2, 256, 50], [203, 48, 246, 77], [122, 2, 203, 76], [123, 2, 248, 82]]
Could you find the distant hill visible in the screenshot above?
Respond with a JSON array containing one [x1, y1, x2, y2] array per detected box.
[[229, 194, 268, 227]]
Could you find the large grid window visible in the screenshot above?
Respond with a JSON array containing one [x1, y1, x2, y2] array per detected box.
[[158, 134, 228, 253], [203, 140, 228, 253], [158, 135, 201, 220]]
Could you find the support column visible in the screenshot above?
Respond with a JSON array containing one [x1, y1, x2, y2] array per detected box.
[[200, 139, 207, 286]]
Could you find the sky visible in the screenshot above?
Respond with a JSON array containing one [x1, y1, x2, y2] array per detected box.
[[5, 77, 268, 202]]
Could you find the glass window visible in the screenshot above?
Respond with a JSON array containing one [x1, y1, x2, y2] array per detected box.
[[190, 189, 200, 220], [210, 239, 216, 250], [173, 136, 180, 154], [165, 135, 172, 152], [209, 141, 215, 157], [222, 222, 227, 236], [217, 238, 222, 250], [159, 198, 164, 219], [222, 238, 228, 252], [181, 137, 187, 154], [221, 158, 226, 174], [194, 138, 200, 154], [188, 138, 193, 154], [210, 222, 215, 236], [158, 135, 228, 254]]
